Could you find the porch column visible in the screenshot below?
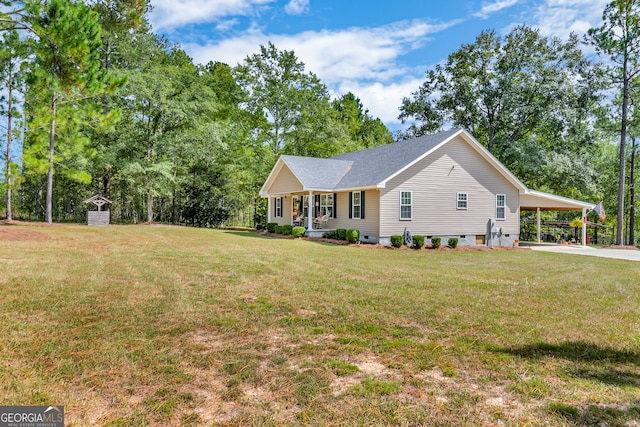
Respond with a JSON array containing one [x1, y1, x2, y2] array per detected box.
[[536, 207, 541, 243], [308, 191, 313, 230], [267, 197, 272, 224], [582, 207, 587, 247]]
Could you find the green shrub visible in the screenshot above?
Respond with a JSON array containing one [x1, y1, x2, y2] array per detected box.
[[336, 228, 347, 240], [322, 230, 338, 239], [292, 227, 306, 238], [448, 237, 458, 248], [346, 229, 360, 244], [266, 222, 277, 233], [256, 224, 265, 231], [281, 224, 293, 235], [390, 235, 403, 248], [431, 237, 441, 249], [412, 235, 425, 249], [274, 225, 283, 234]]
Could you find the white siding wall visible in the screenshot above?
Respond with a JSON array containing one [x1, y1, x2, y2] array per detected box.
[[269, 166, 303, 194], [271, 196, 294, 226], [323, 190, 380, 242], [266, 164, 303, 226], [380, 135, 520, 241]]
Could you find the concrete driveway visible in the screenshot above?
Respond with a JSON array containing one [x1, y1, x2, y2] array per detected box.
[[526, 243, 640, 262]]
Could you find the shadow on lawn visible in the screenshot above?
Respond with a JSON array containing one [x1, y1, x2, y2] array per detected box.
[[223, 230, 270, 239], [501, 340, 640, 366], [549, 402, 640, 427], [499, 341, 640, 426]]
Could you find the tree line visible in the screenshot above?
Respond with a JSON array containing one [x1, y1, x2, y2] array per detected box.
[[1, 0, 639, 245]]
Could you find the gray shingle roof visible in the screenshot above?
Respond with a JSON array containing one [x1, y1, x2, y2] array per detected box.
[[280, 155, 353, 189], [330, 128, 462, 189], [279, 128, 463, 191]]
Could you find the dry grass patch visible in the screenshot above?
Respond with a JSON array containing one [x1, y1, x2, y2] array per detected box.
[[0, 223, 639, 426]]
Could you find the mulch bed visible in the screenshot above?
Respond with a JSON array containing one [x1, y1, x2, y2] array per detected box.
[[261, 231, 530, 251]]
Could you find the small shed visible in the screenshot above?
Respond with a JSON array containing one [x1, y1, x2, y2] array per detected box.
[[84, 195, 112, 226]]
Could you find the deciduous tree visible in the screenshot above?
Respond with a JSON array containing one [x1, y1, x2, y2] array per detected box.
[[399, 26, 605, 198]]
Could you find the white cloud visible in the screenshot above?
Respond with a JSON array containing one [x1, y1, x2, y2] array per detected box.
[[333, 79, 426, 128], [474, 0, 520, 19], [531, 0, 608, 41], [285, 0, 309, 15], [215, 19, 240, 32], [149, 0, 274, 31], [184, 19, 460, 83], [182, 19, 459, 127]]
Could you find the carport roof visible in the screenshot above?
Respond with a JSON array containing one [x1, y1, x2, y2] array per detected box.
[[520, 190, 595, 211]]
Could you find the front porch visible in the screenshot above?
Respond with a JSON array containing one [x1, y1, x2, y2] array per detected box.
[[269, 191, 336, 233]]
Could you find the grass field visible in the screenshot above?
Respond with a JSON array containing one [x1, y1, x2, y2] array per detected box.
[[0, 223, 639, 426]]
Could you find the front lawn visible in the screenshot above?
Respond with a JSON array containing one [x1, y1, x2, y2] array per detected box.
[[0, 223, 638, 426]]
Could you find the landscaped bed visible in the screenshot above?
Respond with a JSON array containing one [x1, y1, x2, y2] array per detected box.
[[1, 223, 638, 426]]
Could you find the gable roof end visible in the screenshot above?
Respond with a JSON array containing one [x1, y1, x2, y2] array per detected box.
[[259, 155, 353, 196], [331, 128, 463, 189]]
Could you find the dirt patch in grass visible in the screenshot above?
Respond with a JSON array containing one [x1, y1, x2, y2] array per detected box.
[[0, 224, 50, 241]]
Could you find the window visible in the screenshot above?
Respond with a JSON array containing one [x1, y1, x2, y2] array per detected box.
[[457, 192, 468, 210], [496, 194, 506, 220], [275, 197, 282, 217], [352, 192, 361, 219], [400, 191, 412, 220], [320, 194, 333, 217]]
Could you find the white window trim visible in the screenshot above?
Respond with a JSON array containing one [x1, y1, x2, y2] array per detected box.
[[457, 192, 468, 210], [275, 197, 282, 218], [400, 191, 412, 220], [496, 194, 506, 220], [352, 192, 361, 219], [320, 194, 333, 217]]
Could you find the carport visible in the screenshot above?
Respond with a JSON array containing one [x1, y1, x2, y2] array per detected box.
[[520, 190, 596, 247]]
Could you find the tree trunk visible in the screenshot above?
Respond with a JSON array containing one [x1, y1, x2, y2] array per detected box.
[[102, 36, 112, 200], [5, 68, 13, 221], [46, 94, 57, 224], [102, 166, 111, 199], [630, 137, 637, 246], [146, 190, 153, 223], [616, 59, 629, 246]]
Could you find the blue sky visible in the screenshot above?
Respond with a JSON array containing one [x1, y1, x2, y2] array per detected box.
[[150, 0, 609, 131]]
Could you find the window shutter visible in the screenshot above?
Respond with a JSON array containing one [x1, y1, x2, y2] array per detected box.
[[273, 197, 277, 217], [360, 191, 365, 219], [348, 192, 353, 219], [333, 193, 337, 218], [280, 197, 284, 217]]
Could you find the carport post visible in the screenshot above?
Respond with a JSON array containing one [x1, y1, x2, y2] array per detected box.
[[537, 207, 541, 243], [582, 207, 587, 247]]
